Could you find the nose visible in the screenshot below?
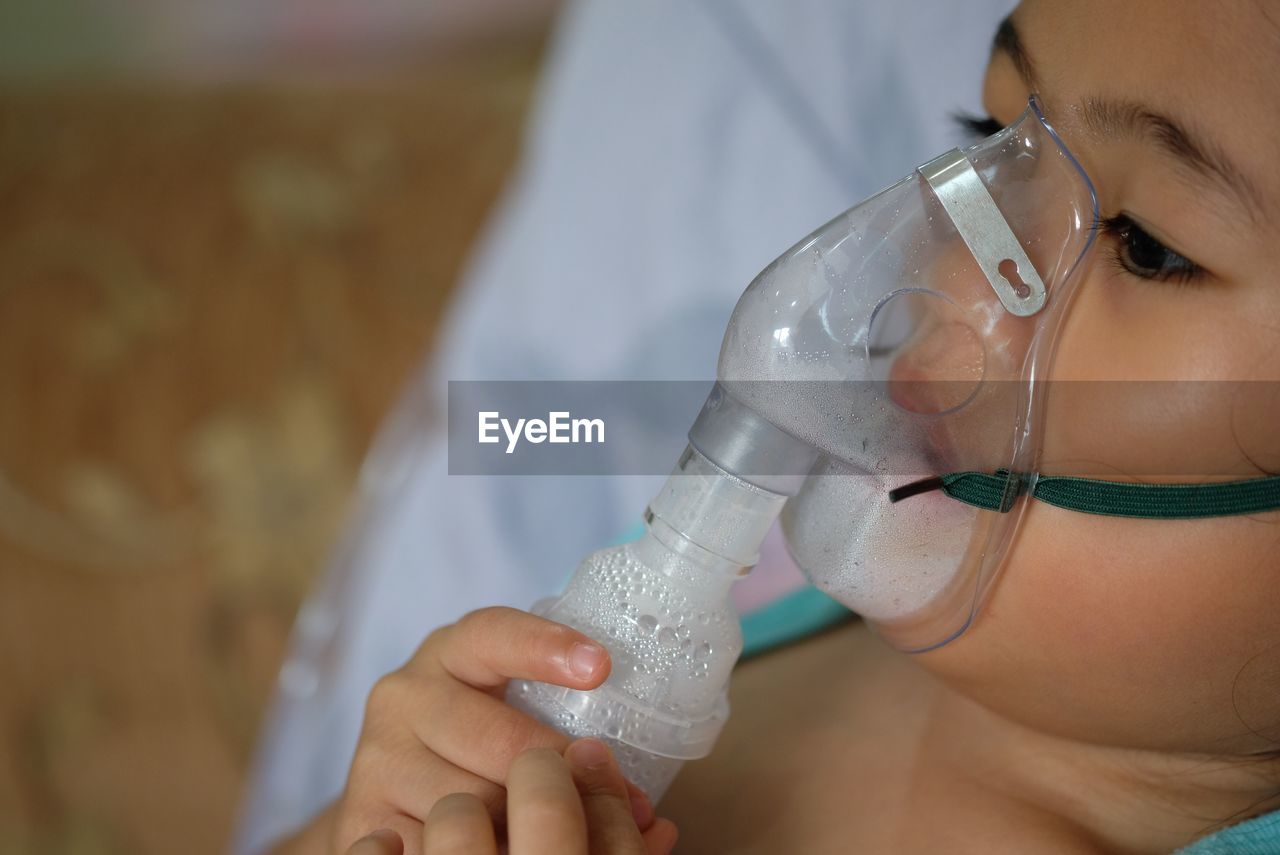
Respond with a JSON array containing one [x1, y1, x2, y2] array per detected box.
[[880, 231, 1034, 416], [874, 282, 987, 417]]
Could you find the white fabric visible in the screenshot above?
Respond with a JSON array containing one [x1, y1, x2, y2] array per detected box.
[[233, 1, 1013, 851]]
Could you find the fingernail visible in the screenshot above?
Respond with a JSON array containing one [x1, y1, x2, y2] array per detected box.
[[629, 792, 654, 827], [566, 736, 611, 770], [567, 642, 606, 679]]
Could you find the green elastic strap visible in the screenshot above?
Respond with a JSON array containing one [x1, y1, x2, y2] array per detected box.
[[931, 469, 1280, 519]]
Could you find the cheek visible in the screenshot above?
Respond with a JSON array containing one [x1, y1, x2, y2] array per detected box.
[[923, 504, 1280, 753], [1039, 266, 1280, 480]]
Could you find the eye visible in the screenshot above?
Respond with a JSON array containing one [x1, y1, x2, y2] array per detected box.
[[951, 111, 1005, 141], [1099, 214, 1203, 284]]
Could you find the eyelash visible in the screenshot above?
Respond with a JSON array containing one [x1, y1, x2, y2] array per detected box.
[[952, 111, 1206, 286], [952, 111, 1006, 140], [1094, 214, 1203, 285]]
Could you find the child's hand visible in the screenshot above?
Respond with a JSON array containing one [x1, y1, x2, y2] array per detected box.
[[332, 607, 660, 855], [343, 738, 678, 855]]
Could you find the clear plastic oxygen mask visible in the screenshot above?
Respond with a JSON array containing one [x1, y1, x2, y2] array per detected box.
[[507, 96, 1099, 800]]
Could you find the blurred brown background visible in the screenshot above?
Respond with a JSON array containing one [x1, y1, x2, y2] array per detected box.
[[0, 4, 550, 852]]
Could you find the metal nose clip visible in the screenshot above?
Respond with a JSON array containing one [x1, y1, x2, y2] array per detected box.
[[919, 149, 1046, 317]]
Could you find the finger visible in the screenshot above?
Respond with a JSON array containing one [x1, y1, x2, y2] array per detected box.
[[416, 679, 571, 782], [347, 737, 507, 829], [623, 781, 656, 831], [345, 828, 404, 855], [371, 815, 424, 855], [506, 747, 589, 855], [423, 793, 499, 855], [564, 739, 647, 855], [425, 607, 611, 692], [640, 818, 679, 855], [413, 683, 657, 831]]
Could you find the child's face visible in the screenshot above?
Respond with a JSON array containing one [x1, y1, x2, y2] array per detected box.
[[922, 0, 1280, 759]]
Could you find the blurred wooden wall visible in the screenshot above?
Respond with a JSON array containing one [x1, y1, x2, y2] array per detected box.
[[0, 44, 541, 855]]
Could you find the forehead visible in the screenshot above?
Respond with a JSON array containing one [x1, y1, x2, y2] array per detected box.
[[1010, 0, 1280, 210], [1015, 0, 1280, 96]]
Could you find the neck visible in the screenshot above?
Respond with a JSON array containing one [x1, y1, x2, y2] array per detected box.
[[923, 685, 1280, 854]]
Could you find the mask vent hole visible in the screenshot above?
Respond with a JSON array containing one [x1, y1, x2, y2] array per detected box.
[[998, 258, 1031, 299]]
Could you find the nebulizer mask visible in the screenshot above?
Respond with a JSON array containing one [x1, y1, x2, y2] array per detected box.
[[703, 94, 1097, 653], [507, 96, 1280, 798]]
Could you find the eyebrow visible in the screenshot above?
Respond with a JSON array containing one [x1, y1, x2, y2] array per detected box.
[[992, 16, 1266, 222]]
